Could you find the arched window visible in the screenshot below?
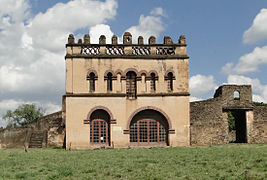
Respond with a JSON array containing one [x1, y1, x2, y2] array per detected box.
[[90, 109, 110, 144], [130, 109, 169, 145], [234, 91, 240, 100], [167, 72, 173, 91], [150, 73, 156, 91], [107, 72, 112, 91], [126, 71, 137, 99], [89, 72, 95, 92]]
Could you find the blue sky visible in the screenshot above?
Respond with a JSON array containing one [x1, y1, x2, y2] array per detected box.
[[0, 0, 267, 127]]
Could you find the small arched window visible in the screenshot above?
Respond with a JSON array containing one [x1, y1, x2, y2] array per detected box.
[[234, 91, 240, 100], [107, 72, 113, 91], [89, 72, 95, 92], [150, 73, 156, 91], [167, 72, 173, 91], [126, 71, 137, 99]]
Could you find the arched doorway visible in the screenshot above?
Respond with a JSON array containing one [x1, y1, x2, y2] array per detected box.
[[90, 109, 110, 145], [129, 109, 169, 146]]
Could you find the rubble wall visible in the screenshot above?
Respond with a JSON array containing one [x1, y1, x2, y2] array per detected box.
[[0, 111, 64, 148]]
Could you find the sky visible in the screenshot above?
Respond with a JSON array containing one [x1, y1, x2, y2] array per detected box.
[[0, 0, 267, 127]]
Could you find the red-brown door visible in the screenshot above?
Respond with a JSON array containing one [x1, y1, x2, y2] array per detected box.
[[90, 119, 109, 144], [130, 119, 167, 146]]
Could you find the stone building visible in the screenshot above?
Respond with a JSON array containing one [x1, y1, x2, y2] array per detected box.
[[1, 33, 266, 150], [190, 85, 267, 145], [63, 32, 190, 149]]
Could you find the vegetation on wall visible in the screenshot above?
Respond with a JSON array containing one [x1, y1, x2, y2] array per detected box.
[[3, 104, 44, 127], [227, 111, 235, 131], [253, 102, 267, 107]]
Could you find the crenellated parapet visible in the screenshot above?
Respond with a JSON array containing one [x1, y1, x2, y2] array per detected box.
[[65, 32, 188, 59]]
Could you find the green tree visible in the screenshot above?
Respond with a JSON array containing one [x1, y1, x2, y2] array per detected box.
[[3, 104, 44, 127]]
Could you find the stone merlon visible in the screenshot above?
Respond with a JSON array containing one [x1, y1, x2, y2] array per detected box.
[[65, 32, 188, 59]]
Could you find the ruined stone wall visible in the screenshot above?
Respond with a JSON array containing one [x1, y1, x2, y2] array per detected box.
[[36, 111, 65, 147], [190, 97, 229, 145], [251, 106, 267, 143], [190, 85, 266, 145], [0, 127, 31, 148], [0, 111, 64, 148]]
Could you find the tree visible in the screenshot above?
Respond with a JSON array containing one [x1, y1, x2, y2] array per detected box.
[[3, 104, 45, 127]]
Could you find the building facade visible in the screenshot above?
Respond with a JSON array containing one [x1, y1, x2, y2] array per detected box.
[[64, 32, 190, 149]]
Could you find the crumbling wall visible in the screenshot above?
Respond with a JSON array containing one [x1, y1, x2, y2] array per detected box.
[[190, 97, 229, 145], [0, 111, 65, 148], [0, 127, 31, 148], [35, 111, 65, 147], [190, 85, 266, 145], [251, 106, 267, 143]]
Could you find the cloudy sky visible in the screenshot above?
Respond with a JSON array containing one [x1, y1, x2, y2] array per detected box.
[[0, 0, 267, 127]]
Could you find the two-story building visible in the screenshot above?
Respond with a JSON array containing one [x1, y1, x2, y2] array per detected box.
[[63, 32, 190, 149]]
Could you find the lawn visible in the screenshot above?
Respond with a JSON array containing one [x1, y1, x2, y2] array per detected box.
[[0, 144, 266, 180]]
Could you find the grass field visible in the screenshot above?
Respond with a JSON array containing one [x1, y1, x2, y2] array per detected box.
[[0, 144, 266, 180]]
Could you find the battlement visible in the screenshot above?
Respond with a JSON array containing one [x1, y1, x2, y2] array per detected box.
[[65, 32, 188, 59]]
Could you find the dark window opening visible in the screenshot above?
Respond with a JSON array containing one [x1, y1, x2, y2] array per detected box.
[[89, 72, 95, 92], [150, 73, 156, 91], [107, 72, 112, 91], [126, 71, 137, 99], [167, 72, 173, 91]]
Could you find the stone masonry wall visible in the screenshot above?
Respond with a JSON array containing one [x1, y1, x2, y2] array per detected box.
[[0, 111, 65, 149], [35, 111, 65, 147], [252, 106, 267, 143], [190, 85, 266, 145], [190, 97, 229, 145], [0, 127, 30, 148]]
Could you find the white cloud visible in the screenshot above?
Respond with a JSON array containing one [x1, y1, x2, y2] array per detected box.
[[89, 24, 114, 44], [88, 7, 166, 44], [0, 0, 30, 26], [221, 62, 234, 75], [222, 45, 267, 74], [150, 7, 167, 17], [243, 9, 267, 44], [227, 75, 267, 103], [189, 74, 217, 98], [0, 0, 118, 123], [28, 0, 117, 52], [0, 65, 33, 92], [125, 13, 165, 43], [253, 94, 265, 103], [190, 96, 203, 102]]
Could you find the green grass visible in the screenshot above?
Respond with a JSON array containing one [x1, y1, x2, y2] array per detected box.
[[0, 144, 266, 180]]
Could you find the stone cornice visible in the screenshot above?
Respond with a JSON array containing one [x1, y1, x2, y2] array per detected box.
[[64, 92, 190, 97], [65, 54, 189, 60]]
